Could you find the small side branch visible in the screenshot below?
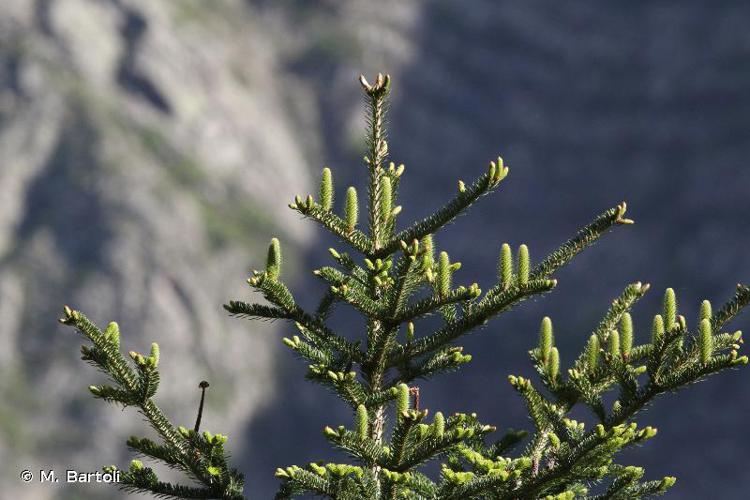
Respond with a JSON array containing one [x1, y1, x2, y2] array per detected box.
[[530, 201, 633, 281], [375, 159, 508, 258]]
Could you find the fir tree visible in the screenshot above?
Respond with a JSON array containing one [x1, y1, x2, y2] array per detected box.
[[62, 73, 749, 499]]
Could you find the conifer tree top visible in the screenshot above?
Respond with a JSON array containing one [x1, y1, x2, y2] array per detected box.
[[62, 73, 748, 500]]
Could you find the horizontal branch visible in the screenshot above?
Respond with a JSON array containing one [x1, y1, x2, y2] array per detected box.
[[224, 300, 363, 363], [222, 302, 292, 321], [374, 159, 508, 258], [530, 202, 633, 280], [389, 286, 480, 325], [712, 283, 750, 333], [591, 282, 649, 342], [392, 279, 557, 364], [291, 201, 372, 254]]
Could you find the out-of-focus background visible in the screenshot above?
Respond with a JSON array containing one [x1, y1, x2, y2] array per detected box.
[[1, 1, 748, 498]]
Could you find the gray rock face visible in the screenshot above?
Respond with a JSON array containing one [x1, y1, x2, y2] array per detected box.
[[0, 1, 316, 498], [2, 1, 749, 499]]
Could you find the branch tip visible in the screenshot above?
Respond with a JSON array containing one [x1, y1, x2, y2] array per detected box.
[[615, 201, 634, 224], [359, 73, 390, 95]]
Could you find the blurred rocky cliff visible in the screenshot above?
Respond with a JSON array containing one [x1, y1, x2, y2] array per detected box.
[[1, 1, 749, 499], [0, 1, 320, 498]]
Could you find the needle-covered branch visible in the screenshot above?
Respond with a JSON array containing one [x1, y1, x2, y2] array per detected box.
[[375, 158, 509, 258], [450, 285, 748, 499], [395, 278, 557, 365], [529, 202, 634, 281], [59, 308, 244, 499], [290, 196, 372, 255]]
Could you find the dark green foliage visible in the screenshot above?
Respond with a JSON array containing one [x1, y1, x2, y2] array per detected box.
[[224, 74, 748, 499], [59, 308, 244, 499], [63, 74, 748, 499]]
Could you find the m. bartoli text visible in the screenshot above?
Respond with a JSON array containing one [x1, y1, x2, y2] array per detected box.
[[67, 470, 120, 483]]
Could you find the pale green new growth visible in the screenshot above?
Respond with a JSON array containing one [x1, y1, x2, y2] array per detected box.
[[346, 186, 359, 233], [499, 243, 513, 288], [62, 73, 749, 500], [700, 318, 713, 365], [422, 234, 435, 269], [539, 316, 553, 364], [621, 313, 633, 359], [652, 314, 665, 344], [320, 167, 334, 211], [609, 329, 621, 358], [149, 342, 160, 368], [517, 244, 530, 285], [586, 334, 600, 371], [356, 404, 369, 440], [547, 347, 560, 382], [380, 176, 393, 225], [664, 288, 677, 332], [267, 237, 282, 280], [105, 321, 120, 350], [433, 411, 445, 438], [396, 383, 410, 414]]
